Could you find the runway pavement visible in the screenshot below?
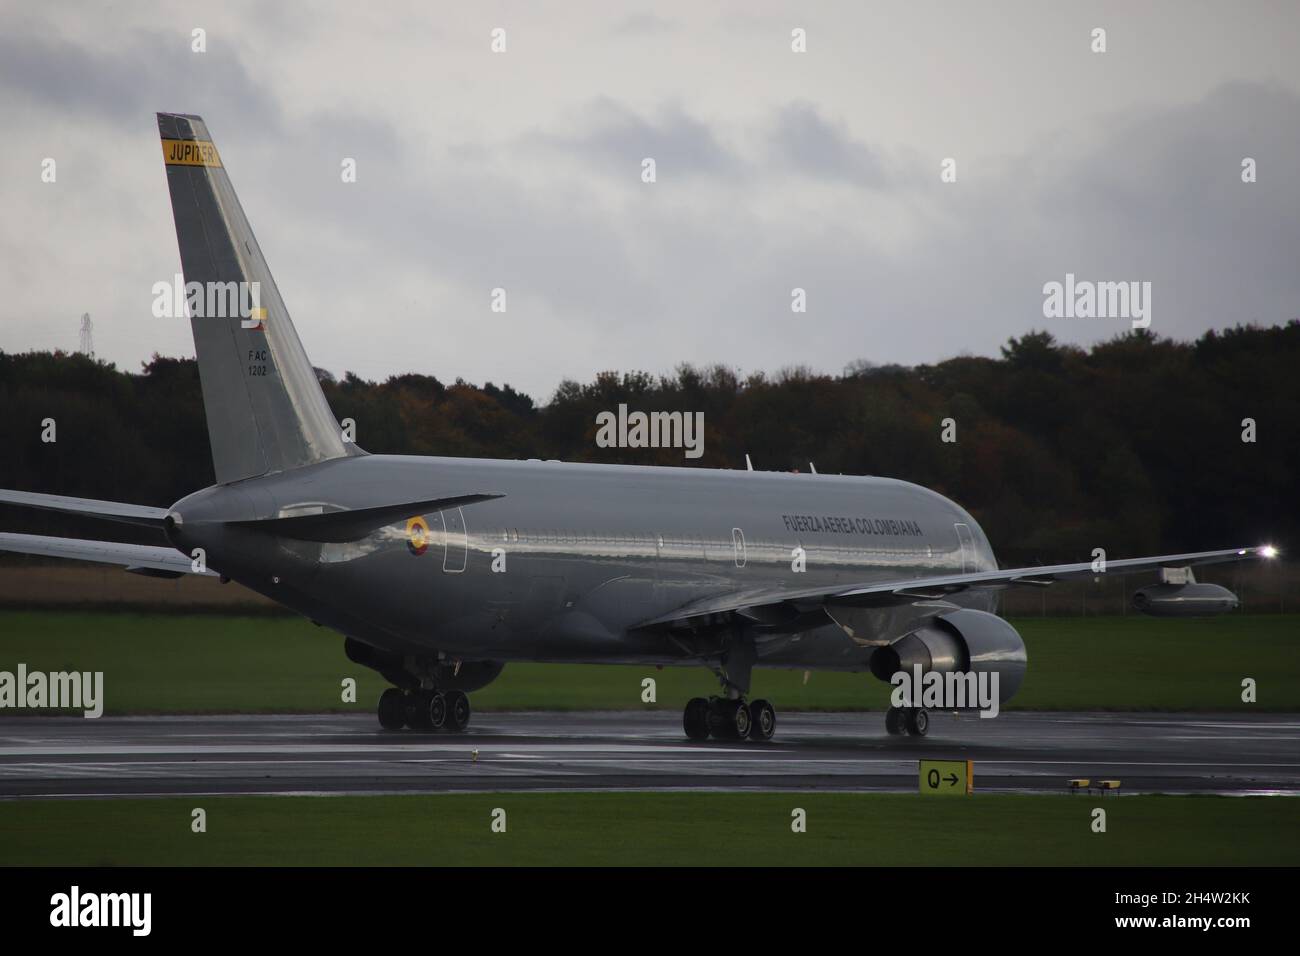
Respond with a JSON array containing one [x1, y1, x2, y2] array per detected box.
[[0, 710, 1297, 798]]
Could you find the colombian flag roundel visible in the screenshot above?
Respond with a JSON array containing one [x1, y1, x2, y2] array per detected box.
[[406, 516, 430, 555]]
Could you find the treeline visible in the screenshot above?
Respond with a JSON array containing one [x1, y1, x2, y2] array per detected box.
[[1, 324, 1296, 564]]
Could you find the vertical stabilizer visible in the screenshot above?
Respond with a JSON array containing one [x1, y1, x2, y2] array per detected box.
[[157, 112, 348, 483]]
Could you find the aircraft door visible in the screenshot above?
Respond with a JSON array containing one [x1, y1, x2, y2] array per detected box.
[[954, 522, 975, 573], [443, 507, 467, 573]]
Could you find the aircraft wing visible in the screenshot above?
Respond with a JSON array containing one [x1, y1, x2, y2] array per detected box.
[[635, 545, 1276, 630], [0, 488, 168, 528], [0, 533, 215, 578]]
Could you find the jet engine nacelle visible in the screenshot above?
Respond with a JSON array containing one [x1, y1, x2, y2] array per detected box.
[[1132, 582, 1239, 617], [869, 608, 1027, 703]]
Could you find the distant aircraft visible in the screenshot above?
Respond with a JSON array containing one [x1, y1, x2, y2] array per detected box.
[[0, 114, 1277, 739]]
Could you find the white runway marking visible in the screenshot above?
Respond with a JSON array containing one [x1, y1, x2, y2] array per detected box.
[[2, 710, 1298, 798]]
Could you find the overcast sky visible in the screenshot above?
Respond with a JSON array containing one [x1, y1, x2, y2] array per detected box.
[[1, 1, 1298, 399]]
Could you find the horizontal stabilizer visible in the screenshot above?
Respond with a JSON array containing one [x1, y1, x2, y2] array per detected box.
[[228, 493, 505, 542], [0, 532, 213, 576], [0, 489, 168, 528]]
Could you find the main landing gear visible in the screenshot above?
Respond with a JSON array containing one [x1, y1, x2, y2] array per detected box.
[[885, 705, 929, 737], [683, 696, 776, 742], [683, 629, 776, 742], [377, 687, 472, 732]]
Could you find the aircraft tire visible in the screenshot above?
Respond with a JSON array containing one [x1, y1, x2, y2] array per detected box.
[[683, 697, 711, 740], [905, 707, 929, 737], [709, 698, 751, 739], [378, 688, 405, 731], [402, 692, 433, 730], [444, 690, 471, 732], [748, 699, 776, 740], [885, 706, 906, 736], [427, 691, 448, 730]]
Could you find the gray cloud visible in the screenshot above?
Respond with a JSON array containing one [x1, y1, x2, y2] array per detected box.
[[610, 14, 677, 37], [0, 2, 1297, 401], [526, 97, 742, 179], [0, 27, 279, 132], [765, 101, 889, 187]]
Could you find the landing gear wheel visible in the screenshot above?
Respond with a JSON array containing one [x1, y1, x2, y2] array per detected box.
[[709, 698, 751, 739], [905, 707, 929, 737], [748, 699, 776, 740], [402, 692, 433, 730], [683, 697, 711, 740], [444, 690, 471, 732], [426, 691, 447, 730], [378, 688, 405, 731], [731, 701, 752, 739], [885, 706, 906, 736]]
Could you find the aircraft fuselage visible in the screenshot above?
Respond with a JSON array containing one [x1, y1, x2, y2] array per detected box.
[[166, 454, 998, 671]]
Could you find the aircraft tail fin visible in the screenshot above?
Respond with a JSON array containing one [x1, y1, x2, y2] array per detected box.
[[156, 112, 351, 484]]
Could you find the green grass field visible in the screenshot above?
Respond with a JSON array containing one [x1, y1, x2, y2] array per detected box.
[[0, 792, 1294, 866], [0, 611, 1295, 714]]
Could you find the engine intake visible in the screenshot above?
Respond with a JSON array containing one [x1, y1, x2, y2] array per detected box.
[[870, 608, 1027, 704]]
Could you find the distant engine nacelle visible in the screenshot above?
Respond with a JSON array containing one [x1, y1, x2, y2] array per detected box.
[[1132, 582, 1239, 617], [869, 608, 1027, 704]]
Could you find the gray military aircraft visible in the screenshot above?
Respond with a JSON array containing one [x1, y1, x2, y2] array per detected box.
[[0, 114, 1277, 739]]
